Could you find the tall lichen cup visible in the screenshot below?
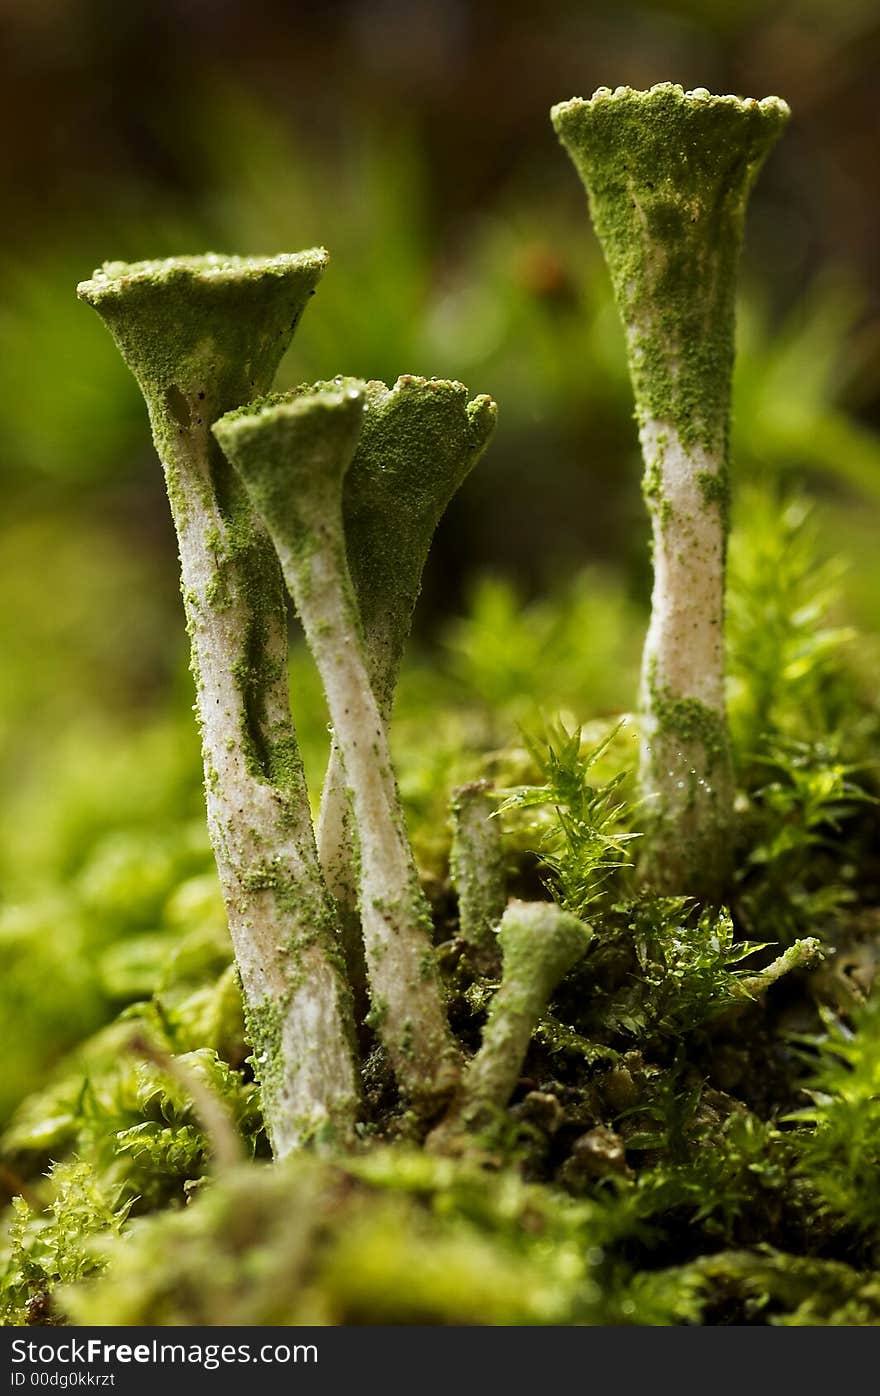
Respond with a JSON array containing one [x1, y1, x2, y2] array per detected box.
[[77, 254, 359, 1157], [552, 85, 789, 897]]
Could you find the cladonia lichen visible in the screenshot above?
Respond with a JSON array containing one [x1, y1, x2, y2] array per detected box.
[[315, 376, 496, 1008], [213, 384, 464, 1111], [449, 781, 506, 975], [77, 254, 359, 1157], [552, 85, 789, 897]]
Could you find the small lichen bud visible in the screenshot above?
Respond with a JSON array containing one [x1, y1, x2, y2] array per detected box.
[[429, 900, 592, 1150]]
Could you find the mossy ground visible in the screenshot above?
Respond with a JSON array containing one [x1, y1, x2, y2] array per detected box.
[[3, 485, 880, 1327]]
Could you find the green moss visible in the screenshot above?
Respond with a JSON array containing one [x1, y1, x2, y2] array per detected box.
[[697, 467, 731, 529], [364, 997, 388, 1031], [244, 993, 284, 1116], [1, 1161, 129, 1324], [641, 457, 673, 530], [496, 721, 636, 919], [648, 676, 729, 770], [419, 947, 439, 981], [691, 1249, 880, 1326], [49, 1152, 643, 1326]]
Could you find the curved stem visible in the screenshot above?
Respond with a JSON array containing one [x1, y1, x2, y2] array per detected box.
[[429, 900, 591, 1149]]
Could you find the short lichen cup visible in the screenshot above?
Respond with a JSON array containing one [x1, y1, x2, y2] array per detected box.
[[342, 376, 497, 722], [317, 375, 497, 1008], [552, 85, 790, 897], [77, 253, 360, 1158]]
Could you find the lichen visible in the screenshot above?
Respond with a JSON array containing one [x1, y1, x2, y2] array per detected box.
[[648, 672, 729, 771], [430, 901, 592, 1149], [553, 86, 786, 899], [77, 253, 358, 1155], [214, 386, 463, 1111], [313, 375, 497, 1006], [449, 781, 506, 973], [551, 85, 788, 456], [76, 253, 327, 438], [697, 467, 731, 530], [342, 376, 497, 716]]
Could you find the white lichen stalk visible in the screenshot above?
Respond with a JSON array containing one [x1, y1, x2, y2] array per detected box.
[[77, 255, 359, 1156], [172, 442, 358, 1156], [637, 420, 731, 850], [214, 386, 463, 1111]]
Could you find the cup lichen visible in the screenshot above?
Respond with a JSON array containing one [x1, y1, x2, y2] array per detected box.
[[552, 85, 789, 897], [77, 253, 360, 1158], [315, 376, 497, 1006], [213, 384, 464, 1112]]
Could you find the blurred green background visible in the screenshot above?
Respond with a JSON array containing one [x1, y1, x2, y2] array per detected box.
[[3, 0, 880, 1121]]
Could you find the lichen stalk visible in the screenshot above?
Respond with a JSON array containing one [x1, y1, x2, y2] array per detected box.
[[739, 937, 823, 999], [316, 377, 497, 1003], [77, 255, 359, 1157], [429, 900, 591, 1148], [213, 386, 463, 1111], [450, 781, 506, 974], [552, 85, 789, 897]]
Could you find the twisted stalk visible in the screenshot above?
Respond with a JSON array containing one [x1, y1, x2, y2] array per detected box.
[[552, 85, 789, 897], [78, 255, 359, 1157]]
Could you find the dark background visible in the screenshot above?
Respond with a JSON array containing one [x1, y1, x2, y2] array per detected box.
[[2, 0, 880, 739]]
